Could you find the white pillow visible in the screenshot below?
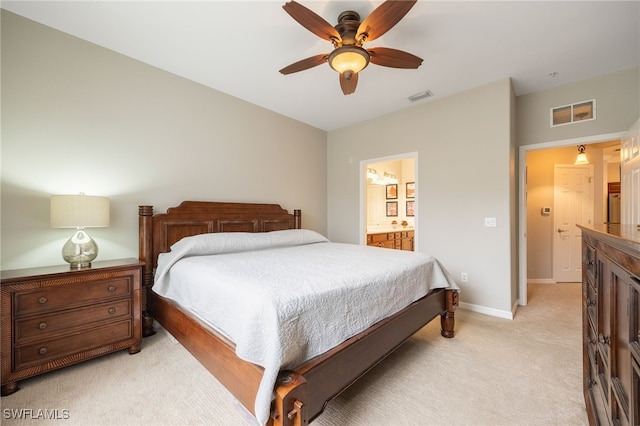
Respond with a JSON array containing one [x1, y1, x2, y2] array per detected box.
[[168, 228, 328, 257]]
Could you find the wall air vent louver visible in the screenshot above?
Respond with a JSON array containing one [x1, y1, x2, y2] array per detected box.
[[407, 90, 433, 102], [551, 99, 596, 127]]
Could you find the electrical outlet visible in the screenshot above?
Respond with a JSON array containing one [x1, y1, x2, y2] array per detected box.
[[461, 272, 468, 282]]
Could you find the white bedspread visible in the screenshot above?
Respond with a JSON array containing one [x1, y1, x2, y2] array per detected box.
[[153, 229, 458, 425]]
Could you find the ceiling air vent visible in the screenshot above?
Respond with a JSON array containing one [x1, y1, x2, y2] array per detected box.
[[407, 90, 433, 102]]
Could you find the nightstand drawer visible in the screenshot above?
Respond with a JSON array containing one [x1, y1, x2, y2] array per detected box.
[[14, 320, 133, 370], [14, 277, 132, 316], [15, 299, 132, 344]]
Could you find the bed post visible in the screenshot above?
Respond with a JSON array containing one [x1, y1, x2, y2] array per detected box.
[[440, 289, 459, 338], [138, 205, 155, 337], [272, 371, 308, 426], [293, 209, 301, 229]]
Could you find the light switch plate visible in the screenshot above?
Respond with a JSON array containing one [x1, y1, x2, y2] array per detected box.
[[484, 217, 497, 227]]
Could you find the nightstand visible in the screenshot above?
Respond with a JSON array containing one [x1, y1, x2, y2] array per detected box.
[[1, 258, 143, 396]]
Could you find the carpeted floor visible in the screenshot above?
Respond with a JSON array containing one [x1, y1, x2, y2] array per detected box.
[[2, 283, 588, 425]]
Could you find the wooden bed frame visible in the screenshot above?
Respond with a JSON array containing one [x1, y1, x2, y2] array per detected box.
[[138, 201, 458, 426]]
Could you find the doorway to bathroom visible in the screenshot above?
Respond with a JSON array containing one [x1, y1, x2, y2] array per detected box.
[[360, 152, 418, 250]]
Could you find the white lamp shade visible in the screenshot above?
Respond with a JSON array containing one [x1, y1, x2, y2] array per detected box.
[[574, 153, 589, 165], [51, 194, 110, 228]]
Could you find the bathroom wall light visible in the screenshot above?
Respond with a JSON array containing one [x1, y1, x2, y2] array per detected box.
[[367, 169, 398, 185], [380, 172, 398, 184], [367, 168, 380, 181]]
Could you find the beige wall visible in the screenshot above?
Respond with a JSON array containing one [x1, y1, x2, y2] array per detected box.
[[1, 11, 327, 270], [328, 79, 517, 316], [607, 162, 621, 182], [517, 67, 639, 146]]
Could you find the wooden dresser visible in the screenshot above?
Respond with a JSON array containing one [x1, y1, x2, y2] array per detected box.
[[367, 230, 414, 251], [1, 258, 143, 396], [578, 224, 640, 425]]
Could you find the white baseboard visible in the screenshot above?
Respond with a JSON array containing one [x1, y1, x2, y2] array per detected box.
[[459, 301, 515, 320]]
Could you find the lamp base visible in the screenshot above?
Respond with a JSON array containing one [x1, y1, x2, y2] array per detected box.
[[62, 228, 98, 269]]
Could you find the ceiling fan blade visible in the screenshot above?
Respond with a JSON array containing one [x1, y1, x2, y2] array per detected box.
[[368, 47, 423, 69], [339, 72, 358, 95], [357, 0, 417, 43], [283, 1, 341, 43], [279, 53, 329, 75]]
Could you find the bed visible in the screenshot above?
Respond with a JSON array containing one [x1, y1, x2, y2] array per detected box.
[[138, 201, 459, 426]]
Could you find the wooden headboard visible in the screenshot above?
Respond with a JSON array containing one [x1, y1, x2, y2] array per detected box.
[[138, 201, 301, 335], [139, 200, 301, 270]]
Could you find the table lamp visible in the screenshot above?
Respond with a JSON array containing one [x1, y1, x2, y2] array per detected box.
[[50, 193, 110, 269]]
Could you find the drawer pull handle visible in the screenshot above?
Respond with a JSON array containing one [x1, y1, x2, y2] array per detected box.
[[38, 322, 47, 330], [598, 334, 611, 346], [38, 297, 48, 304], [107, 286, 116, 292], [108, 307, 116, 314], [38, 347, 47, 355]]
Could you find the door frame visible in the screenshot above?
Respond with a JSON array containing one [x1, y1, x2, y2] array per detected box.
[[518, 132, 625, 306], [360, 152, 418, 249]]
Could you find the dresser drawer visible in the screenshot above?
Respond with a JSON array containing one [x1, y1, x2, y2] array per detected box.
[[15, 299, 132, 344], [14, 277, 132, 316], [13, 320, 133, 371]]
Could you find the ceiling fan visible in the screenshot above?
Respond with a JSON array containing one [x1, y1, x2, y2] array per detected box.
[[279, 0, 423, 95]]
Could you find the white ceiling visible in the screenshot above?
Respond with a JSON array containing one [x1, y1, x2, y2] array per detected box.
[[3, 1, 639, 131]]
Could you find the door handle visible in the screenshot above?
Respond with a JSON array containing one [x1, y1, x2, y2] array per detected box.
[[557, 228, 568, 233]]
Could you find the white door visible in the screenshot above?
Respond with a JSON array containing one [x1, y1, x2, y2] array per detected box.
[[553, 164, 594, 282], [620, 118, 640, 224]]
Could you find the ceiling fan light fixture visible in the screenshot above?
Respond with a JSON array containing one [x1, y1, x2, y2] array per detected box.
[[328, 46, 370, 75], [281, 0, 421, 95]]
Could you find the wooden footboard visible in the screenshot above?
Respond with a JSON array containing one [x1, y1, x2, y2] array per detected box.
[[149, 286, 457, 426], [272, 287, 457, 426]]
